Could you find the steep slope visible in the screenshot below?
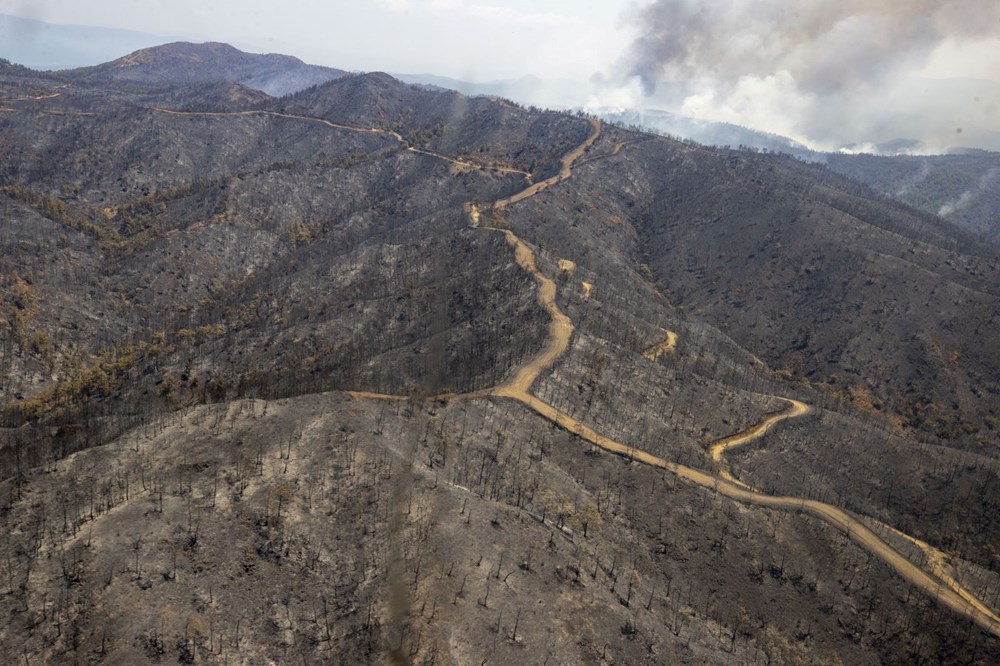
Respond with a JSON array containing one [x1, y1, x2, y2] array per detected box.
[[633, 146, 1000, 448], [498, 127, 1000, 576]]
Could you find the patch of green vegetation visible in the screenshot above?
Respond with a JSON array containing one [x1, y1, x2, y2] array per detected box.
[[5, 336, 174, 423]]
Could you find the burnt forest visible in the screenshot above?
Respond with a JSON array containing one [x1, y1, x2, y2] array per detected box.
[[2, 42, 1000, 664]]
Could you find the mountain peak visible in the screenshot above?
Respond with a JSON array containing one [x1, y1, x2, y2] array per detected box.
[[111, 41, 302, 70], [67, 41, 344, 96]]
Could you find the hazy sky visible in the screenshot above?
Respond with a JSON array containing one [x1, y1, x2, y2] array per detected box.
[[623, 0, 1000, 151], [1, 0, 637, 81], [3, 0, 999, 151]]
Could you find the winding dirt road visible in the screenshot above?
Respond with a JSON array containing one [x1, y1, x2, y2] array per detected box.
[[344, 390, 409, 402], [877, 519, 1000, 622], [329, 109, 1000, 636], [492, 119, 601, 209], [709, 398, 1000, 623], [30, 90, 1000, 638], [708, 398, 809, 487], [493, 234, 1000, 637], [490, 229, 575, 397], [153, 108, 531, 179], [0, 83, 69, 103]]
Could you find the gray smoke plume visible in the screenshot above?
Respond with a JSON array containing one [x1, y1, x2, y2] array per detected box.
[[619, 0, 1000, 151], [628, 0, 998, 94]]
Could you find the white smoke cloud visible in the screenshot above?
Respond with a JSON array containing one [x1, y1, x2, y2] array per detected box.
[[616, 0, 1000, 151], [938, 166, 1000, 216]]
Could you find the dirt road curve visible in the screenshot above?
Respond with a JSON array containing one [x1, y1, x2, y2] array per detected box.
[[642, 328, 678, 361], [709, 398, 809, 486], [492, 119, 601, 209], [490, 229, 575, 397], [0, 83, 68, 103], [344, 390, 409, 402], [877, 519, 1000, 622], [499, 255, 1000, 635]]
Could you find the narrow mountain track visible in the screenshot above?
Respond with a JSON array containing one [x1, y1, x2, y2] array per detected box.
[[575, 135, 651, 168], [344, 390, 410, 402], [492, 118, 601, 209], [42, 110, 98, 117], [0, 83, 69, 103], [709, 396, 1000, 623], [282, 106, 1000, 636], [708, 397, 809, 487], [489, 228, 575, 398], [152, 107, 531, 179], [876, 519, 1000, 622]]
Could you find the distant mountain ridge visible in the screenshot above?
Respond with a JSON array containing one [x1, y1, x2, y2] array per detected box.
[[64, 41, 348, 96], [599, 109, 1000, 243], [9, 36, 999, 242]]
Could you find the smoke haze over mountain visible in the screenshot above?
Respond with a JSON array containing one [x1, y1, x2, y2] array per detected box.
[[628, 0, 998, 94], [618, 0, 1000, 152], [2, 1, 999, 153]]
